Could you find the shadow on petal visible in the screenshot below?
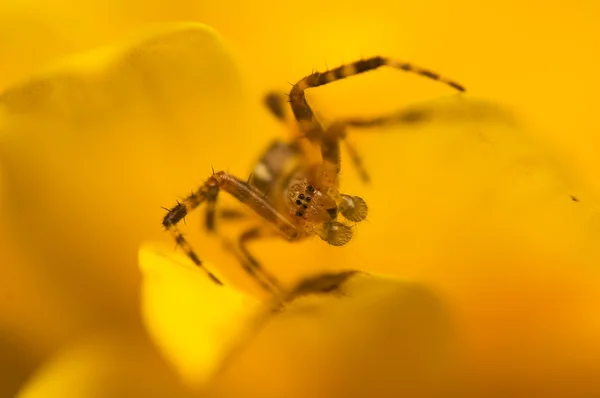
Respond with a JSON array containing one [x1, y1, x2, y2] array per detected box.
[[208, 272, 461, 398]]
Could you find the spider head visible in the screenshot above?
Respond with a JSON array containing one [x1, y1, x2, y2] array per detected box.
[[288, 180, 338, 223], [287, 180, 354, 246]]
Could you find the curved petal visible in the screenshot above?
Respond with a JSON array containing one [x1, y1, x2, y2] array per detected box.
[[2, 2, 599, 396], [0, 22, 247, 334], [138, 244, 458, 396], [139, 243, 259, 389], [358, 98, 600, 395], [16, 333, 197, 398], [207, 272, 458, 398]]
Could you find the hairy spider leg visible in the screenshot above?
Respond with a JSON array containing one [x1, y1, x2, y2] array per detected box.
[[264, 91, 288, 121], [341, 103, 439, 128], [288, 57, 464, 184], [289, 56, 465, 139], [201, 92, 293, 235], [204, 184, 220, 231], [263, 91, 323, 171], [332, 103, 464, 182], [318, 121, 343, 188], [263, 91, 370, 185], [343, 139, 370, 183], [217, 231, 284, 296], [238, 225, 285, 294], [163, 171, 301, 286]]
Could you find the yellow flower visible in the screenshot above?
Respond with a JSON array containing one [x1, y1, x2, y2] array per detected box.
[[17, 242, 462, 398], [138, 244, 460, 398], [0, 21, 249, 396], [1, 1, 600, 397]]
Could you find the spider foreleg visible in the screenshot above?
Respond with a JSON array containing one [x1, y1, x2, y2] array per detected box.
[[163, 172, 302, 285], [289, 56, 465, 136], [163, 186, 223, 284]]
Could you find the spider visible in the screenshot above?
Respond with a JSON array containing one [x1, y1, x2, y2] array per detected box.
[[162, 56, 465, 300]]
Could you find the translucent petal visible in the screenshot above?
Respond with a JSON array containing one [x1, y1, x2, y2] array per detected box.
[[0, 22, 246, 334], [139, 243, 259, 389], [343, 97, 600, 395], [207, 272, 458, 398], [16, 334, 197, 398]]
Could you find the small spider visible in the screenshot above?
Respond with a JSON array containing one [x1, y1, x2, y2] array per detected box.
[[162, 56, 465, 299]]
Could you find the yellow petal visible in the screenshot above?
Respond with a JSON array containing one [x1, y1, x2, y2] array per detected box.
[[139, 243, 458, 396], [16, 333, 197, 398], [354, 98, 600, 394], [0, 22, 247, 336], [139, 242, 259, 389], [207, 272, 458, 398]]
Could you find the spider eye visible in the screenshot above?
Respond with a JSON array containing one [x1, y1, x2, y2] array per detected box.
[[307, 185, 314, 193]]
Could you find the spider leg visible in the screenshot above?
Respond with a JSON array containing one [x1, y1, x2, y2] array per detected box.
[[216, 232, 283, 296], [284, 270, 360, 303], [204, 188, 250, 232], [343, 139, 370, 183], [263, 90, 331, 171], [264, 91, 288, 121], [333, 104, 452, 183], [205, 184, 220, 231], [289, 56, 465, 138], [163, 171, 301, 286], [238, 225, 285, 295], [318, 103, 448, 185], [317, 121, 343, 188], [325, 110, 425, 184], [341, 104, 436, 128], [218, 207, 249, 221]]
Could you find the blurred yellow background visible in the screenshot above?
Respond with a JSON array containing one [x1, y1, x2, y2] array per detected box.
[[1, 0, 599, 397]]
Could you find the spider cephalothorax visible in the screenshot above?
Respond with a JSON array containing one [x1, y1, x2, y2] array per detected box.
[[162, 55, 465, 298], [285, 173, 369, 247], [286, 178, 337, 222]]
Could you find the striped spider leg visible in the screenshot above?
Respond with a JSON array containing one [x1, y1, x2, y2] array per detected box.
[[288, 56, 465, 183]]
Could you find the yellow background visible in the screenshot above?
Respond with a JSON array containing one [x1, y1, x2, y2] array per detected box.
[[1, 0, 599, 396]]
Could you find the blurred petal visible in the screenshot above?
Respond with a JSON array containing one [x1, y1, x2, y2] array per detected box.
[[140, 244, 458, 397], [1, 2, 598, 396], [0, 330, 39, 398], [353, 97, 600, 395], [16, 333, 197, 398], [139, 243, 259, 389], [0, 22, 247, 336], [208, 273, 458, 398]]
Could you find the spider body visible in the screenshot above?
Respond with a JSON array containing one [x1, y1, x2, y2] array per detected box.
[[162, 56, 465, 298], [248, 138, 364, 247]]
